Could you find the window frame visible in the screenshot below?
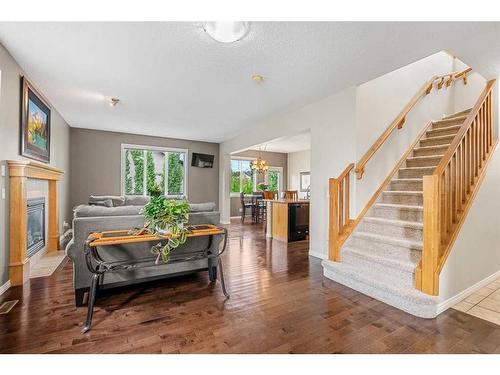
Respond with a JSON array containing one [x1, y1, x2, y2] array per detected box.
[[265, 166, 284, 193], [120, 143, 189, 198], [230, 156, 257, 197]]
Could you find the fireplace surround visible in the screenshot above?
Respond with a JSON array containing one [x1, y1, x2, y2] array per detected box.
[[7, 160, 64, 285]]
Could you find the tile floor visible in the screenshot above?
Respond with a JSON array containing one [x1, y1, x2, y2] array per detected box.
[[452, 276, 500, 326], [29, 251, 67, 279]]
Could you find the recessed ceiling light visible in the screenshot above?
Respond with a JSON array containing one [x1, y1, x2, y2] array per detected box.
[[203, 22, 249, 43], [109, 98, 120, 107], [252, 74, 264, 83]]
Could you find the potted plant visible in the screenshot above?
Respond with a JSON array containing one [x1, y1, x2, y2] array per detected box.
[[257, 183, 268, 191], [134, 196, 190, 263], [147, 183, 163, 197]]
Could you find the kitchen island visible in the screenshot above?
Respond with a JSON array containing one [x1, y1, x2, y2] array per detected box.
[[263, 199, 310, 243]]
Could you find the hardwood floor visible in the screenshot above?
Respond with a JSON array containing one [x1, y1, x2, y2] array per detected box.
[[1, 220, 499, 354]]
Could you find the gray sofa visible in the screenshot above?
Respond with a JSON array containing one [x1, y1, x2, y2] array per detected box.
[[66, 196, 222, 306]]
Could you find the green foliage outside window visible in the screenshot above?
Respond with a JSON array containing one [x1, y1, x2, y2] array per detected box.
[[268, 171, 279, 191], [125, 149, 144, 195], [124, 148, 185, 197], [231, 159, 255, 194], [167, 152, 184, 194]]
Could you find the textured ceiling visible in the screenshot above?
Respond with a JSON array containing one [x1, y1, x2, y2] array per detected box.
[[0, 22, 499, 143]]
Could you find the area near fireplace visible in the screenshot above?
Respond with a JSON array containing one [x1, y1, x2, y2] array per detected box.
[[7, 160, 64, 285]]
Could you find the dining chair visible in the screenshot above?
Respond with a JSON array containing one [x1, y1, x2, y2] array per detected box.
[[283, 190, 298, 200], [240, 192, 256, 224], [262, 191, 277, 200]]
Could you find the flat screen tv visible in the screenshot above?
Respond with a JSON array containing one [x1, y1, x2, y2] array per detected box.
[[191, 153, 214, 168]]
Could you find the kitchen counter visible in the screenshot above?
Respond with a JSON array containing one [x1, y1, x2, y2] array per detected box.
[[263, 199, 310, 242]]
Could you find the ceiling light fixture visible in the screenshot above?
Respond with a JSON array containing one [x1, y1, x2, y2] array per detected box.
[[203, 22, 249, 43], [252, 74, 264, 83], [251, 146, 269, 174], [109, 98, 120, 107]]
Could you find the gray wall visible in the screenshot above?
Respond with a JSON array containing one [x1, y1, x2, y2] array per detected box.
[[69, 128, 219, 211], [229, 150, 287, 217], [0, 43, 71, 287]]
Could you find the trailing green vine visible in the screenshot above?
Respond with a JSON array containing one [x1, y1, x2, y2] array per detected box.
[[132, 196, 190, 263]]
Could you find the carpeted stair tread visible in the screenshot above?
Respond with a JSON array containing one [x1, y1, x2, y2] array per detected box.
[[420, 134, 456, 142], [352, 231, 422, 251], [373, 203, 423, 211], [442, 108, 471, 120], [343, 246, 419, 271], [406, 155, 443, 162], [432, 115, 468, 127], [362, 216, 423, 229], [382, 190, 423, 195], [413, 144, 450, 156], [322, 260, 439, 317]]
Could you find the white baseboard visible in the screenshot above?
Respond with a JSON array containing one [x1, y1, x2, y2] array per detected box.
[[436, 269, 500, 315], [0, 280, 11, 296], [309, 250, 327, 260], [220, 220, 231, 225]]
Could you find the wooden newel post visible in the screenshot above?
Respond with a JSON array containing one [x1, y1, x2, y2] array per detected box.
[[329, 178, 340, 261], [421, 174, 440, 295]]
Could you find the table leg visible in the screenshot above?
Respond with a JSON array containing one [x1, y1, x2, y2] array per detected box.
[[81, 272, 99, 333], [217, 257, 229, 298]]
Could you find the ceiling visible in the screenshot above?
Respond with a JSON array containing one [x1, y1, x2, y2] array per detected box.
[[250, 131, 310, 153], [0, 22, 499, 143]]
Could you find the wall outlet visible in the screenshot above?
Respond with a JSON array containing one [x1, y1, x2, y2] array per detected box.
[[1, 165, 5, 177], [1, 188, 5, 200]]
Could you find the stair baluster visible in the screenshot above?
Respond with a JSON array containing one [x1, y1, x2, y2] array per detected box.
[[418, 79, 497, 295]]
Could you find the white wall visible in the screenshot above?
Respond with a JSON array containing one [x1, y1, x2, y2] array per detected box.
[[354, 51, 455, 215], [439, 143, 500, 302], [288, 150, 311, 199], [438, 70, 499, 303], [220, 86, 357, 259]]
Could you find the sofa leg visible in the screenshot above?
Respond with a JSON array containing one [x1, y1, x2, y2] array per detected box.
[[208, 266, 218, 282], [75, 288, 89, 307]]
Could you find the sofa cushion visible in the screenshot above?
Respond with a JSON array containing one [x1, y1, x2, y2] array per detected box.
[[189, 202, 216, 212], [89, 198, 113, 207], [74, 205, 143, 218], [125, 195, 151, 206], [89, 195, 126, 207]]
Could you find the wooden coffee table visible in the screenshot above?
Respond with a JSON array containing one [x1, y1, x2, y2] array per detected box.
[[81, 224, 229, 333]]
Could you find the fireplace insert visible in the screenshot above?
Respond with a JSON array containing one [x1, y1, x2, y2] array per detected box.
[[27, 197, 46, 258]]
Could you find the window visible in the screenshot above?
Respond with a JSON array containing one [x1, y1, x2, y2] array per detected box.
[[230, 158, 256, 195], [121, 144, 188, 197], [266, 167, 283, 192]]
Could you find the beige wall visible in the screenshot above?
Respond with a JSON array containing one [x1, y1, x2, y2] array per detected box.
[[69, 128, 219, 211], [287, 150, 311, 199], [229, 149, 287, 217], [0, 43, 71, 287]]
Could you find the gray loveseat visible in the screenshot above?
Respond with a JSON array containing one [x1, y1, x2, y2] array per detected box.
[[66, 196, 223, 306]]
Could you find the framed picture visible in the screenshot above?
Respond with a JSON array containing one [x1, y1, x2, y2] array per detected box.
[[300, 172, 310, 192], [20, 76, 51, 163]]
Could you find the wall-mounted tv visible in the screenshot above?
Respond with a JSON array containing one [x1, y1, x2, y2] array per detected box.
[[191, 153, 214, 168]]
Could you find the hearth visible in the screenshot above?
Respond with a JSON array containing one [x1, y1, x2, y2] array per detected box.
[[27, 197, 46, 258]]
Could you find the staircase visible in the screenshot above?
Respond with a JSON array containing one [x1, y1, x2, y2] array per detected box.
[[322, 109, 471, 318]]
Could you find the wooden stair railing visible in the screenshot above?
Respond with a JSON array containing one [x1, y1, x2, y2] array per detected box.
[[417, 79, 498, 295], [328, 163, 355, 261], [328, 121, 435, 262], [354, 67, 472, 179]]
